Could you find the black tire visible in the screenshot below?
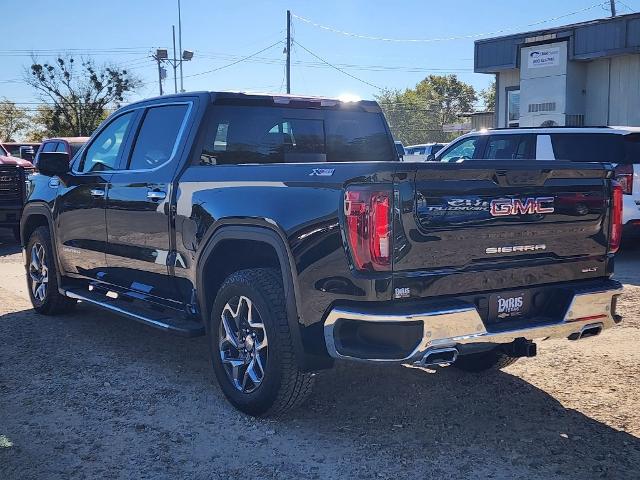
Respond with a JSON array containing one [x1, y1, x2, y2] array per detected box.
[[453, 349, 519, 373], [26, 226, 76, 315], [209, 268, 314, 417]]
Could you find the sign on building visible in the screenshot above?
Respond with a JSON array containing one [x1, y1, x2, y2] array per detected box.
[[527, 47, 560, 68]]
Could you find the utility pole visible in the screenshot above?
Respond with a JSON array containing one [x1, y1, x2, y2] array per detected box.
[[610, 0, 617, 16], [152, 50, 167, 96], [172, 25, 178, 94], [178, 0, 184, 92], [286, 10, 291, 94]]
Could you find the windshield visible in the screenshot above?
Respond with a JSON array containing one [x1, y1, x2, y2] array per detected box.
[[200, 105, 395, 164], [5, 145, 21, 156]]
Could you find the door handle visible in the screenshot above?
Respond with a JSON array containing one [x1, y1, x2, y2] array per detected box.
[[90, 188, 105, 198], [147, 190, 167, 201]]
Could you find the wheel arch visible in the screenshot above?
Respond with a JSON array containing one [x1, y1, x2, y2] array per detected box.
[[196, 223, 331, 372], [20, 202, 65, 293]]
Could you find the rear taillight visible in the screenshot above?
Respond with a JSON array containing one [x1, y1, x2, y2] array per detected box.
[[610, 182, 623, 253], [614, 164, 633, 194], [344, 187, 392, 271]]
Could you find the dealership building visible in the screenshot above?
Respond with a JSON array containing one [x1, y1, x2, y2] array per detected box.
[[475, 12, 640, 128]]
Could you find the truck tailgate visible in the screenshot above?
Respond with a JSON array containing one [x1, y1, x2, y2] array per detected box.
[[392, 161, 613, 299]]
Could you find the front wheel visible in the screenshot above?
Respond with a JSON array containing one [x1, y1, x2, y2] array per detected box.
[[26, 226, 76, 315], [209, 268, 314, 417]]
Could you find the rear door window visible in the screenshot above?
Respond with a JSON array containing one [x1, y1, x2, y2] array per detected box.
[[484, 135, 534, 159], [128, 104, 189, 170], [199, 105, 393, 165], [55, 142, 67, 153]]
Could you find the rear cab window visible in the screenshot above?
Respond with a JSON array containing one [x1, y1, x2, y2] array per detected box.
[[198, 105, 394, 165]]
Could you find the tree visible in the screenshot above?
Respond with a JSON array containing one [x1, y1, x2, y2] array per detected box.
[[376, 74, 477, 144], [24, 56, 140, 137], [480, 79, 496, 111], [0, 98, 30, 141]]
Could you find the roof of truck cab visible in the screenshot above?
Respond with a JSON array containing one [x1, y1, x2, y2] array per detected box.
[[210, 91, 381, 109], [124, 91, 381, 110], [44, 137, 90, 143]]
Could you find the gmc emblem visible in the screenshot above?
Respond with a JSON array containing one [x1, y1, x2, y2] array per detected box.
[[490, 197, 554, 216]]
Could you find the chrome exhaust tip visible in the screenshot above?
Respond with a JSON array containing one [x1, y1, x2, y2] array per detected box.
[[568, 323, 604, 341], [416, 347, 459, 367]]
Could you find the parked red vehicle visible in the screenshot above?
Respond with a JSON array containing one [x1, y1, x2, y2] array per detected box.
[[0, 146, 34, 240], [0, 142, 41, 162]]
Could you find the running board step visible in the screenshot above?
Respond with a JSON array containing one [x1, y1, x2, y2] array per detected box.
[[64, 287, 205, 337]]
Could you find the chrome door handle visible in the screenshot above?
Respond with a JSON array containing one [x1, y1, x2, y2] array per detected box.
[[90, 188, 105, 197], [147, 190, 167, 200]]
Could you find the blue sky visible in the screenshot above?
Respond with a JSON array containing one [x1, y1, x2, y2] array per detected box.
[[1, 0, 636, 108]]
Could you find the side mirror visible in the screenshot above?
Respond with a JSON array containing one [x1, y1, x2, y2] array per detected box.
[[37, 152, 70, 176], [426, 154, 435, 162]]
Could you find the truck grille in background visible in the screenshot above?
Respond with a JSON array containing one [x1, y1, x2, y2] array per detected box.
[[0, 167, 23, 202]]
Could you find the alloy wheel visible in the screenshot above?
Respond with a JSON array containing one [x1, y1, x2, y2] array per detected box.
[[29, 242, 48, 302], [218, 295, 269, 393]]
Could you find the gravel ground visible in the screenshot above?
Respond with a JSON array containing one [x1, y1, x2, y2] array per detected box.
[[1, 229, 639, 479]]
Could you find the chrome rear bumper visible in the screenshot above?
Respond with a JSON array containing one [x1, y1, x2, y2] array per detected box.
[[323, 282, 623, 364]]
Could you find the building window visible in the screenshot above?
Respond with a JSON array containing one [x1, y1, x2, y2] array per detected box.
[[507, 89, 520, 127]]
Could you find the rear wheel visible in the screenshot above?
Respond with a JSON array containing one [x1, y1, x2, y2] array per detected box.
[[453, 349, 519, 373], [209, 268, 314, 417], [26, 226, 76, 315]]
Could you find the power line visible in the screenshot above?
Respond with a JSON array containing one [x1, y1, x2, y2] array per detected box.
[[293, 40, 382, 90], [176, 40, 285, 81], [291, 2, 609, 43]]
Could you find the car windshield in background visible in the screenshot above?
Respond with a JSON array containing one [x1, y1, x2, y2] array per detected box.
[[407, 147, 426, 155], [201, 105, 394, 165], [5, 145, 22, 156], [551, 133, 640, 164]]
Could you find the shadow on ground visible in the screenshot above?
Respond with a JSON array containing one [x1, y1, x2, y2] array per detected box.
[[1, 302, 638, 479]]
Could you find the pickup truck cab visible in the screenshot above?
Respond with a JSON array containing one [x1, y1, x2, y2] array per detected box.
[[21, 92, 623, 416]]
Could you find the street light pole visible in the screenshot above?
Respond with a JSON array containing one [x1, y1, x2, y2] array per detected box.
[[286, 9, 291, 94], [610, 0, 617, 16], [172, 25, 178, 94]]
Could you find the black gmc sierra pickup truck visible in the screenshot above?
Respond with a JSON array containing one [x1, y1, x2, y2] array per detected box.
[[21, 92, 623, 416]]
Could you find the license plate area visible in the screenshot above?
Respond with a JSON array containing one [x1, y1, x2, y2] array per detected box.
[[489, 291, 531, 322]]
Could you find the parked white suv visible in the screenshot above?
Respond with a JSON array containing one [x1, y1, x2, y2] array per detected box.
[[435, 127, 640, 237]]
